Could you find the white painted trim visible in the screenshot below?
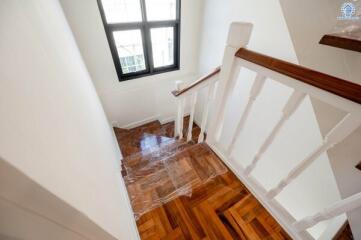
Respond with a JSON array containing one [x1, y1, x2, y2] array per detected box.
[[120, 115, 160, 129], [159, 116, 175, 125], [159, 110, 192, 125], [117, 176, 141, 240]]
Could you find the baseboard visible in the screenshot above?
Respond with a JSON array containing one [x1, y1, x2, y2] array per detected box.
[[120, 115, 160, 129], [119, 112, 196, 130], [118, 177, 141, 240], [159, 111, 192, 125], [159, 116, 175, 125]]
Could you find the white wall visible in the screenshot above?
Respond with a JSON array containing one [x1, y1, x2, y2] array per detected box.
[[0, 158, 115, 240], [59, 0, 204, 128], [196, 0, 342, 238], [197, 0, 299, 74], [279, 0, 361, 237], [0, 0, 138, 239], [194, 0, 299, 124]]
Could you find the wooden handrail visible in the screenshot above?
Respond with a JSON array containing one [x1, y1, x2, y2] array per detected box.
[[320, 34, 361, 53], [236, 48, 361, 104], [172, 66, 221, 97]]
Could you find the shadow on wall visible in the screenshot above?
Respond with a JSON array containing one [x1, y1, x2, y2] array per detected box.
[[0, 157, 116, 240]]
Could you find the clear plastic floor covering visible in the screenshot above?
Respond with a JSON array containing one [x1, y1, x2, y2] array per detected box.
[[123, 143, 228, 219]]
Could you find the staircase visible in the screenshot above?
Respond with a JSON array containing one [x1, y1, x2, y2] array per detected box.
[[114, 118, 293, 239], [114, 119, 353, 239], [114, 22, 361, 239]]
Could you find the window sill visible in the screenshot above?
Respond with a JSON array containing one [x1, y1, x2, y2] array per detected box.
[[119, 66, 180, 81]]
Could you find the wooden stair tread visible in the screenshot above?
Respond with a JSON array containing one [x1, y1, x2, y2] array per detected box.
[[123, 143, 229, 219], [122, 141, 196, 178], [115, 117, 201, 158]]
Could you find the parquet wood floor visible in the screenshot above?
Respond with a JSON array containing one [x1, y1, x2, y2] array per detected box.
[[114, 118, 353, 240]]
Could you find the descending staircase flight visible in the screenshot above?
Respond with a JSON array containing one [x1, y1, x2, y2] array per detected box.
[[114, 119, 352, 239], [114, 119, 293, 239]]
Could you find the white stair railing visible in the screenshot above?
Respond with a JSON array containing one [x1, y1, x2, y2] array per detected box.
[[186, 93, 197, 142], [244, 90, 306, 176], [174, 81, 185, 139], [207, 23, 253, 145], [266, 113, 361, 200], [172, 66, 221, 142], [293, 192, 361, 232], [227, 74, 266, 155], [172, 22, 361, 239], [198, 82, 216, 143]]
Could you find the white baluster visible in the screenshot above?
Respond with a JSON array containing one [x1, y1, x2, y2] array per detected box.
[[266, 113, 361, 199], [207, 22, 253, 145], [244, 91, 306, 176], [175, 81, 183, 138], [178, 97, 185, 139], [198, 83, 216, 143], [175, 101, 181, 138], [227, 74, 266, 155], [293, 191, 361, 232], [187, 93, 198, 142]]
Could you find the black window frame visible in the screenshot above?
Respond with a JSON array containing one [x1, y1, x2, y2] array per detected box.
[[97, 0, 181, 81]]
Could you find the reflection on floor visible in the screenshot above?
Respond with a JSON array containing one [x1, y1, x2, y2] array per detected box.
[[114, 118, 353, 240]]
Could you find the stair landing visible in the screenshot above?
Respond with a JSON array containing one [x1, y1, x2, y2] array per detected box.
[[114, 118, 351, 240]]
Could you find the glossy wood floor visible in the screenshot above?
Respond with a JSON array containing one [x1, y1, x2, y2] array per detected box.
[[114, 118, 353, 240]]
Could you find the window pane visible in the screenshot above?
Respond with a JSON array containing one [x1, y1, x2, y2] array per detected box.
[[113, 30, 146, 74], [145, 0, 176, 21], [151, 27, 174, 68], [101, 0, 142, 23]]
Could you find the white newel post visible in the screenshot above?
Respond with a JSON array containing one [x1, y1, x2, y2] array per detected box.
[[207, 22, 253, 145]]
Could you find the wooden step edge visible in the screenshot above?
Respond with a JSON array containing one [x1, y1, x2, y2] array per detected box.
[[122, 141, 200, 169], [121, 139, 189, 163]]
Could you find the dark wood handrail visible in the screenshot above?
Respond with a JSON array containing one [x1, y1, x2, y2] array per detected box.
[[236, 48, 361, 104], [320, 34, 361, 53], [172, 66, 221, 97]]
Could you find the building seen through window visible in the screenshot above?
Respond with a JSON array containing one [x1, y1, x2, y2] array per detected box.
[[98, 0, 180, 81]]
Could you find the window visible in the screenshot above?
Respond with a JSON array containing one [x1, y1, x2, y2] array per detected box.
[[97, 0, 181, 81]]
